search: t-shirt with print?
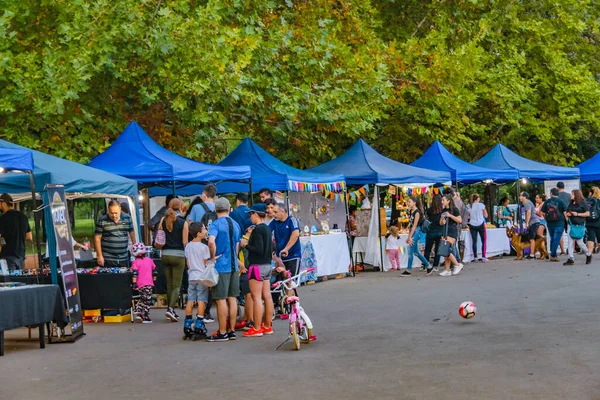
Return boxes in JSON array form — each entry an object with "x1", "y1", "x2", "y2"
[
  {"x1": 442, "y1": 207, "x2": 460, "y2": 239},
  {"x1": 567, "y1": 201, "x2": 589, "y2": 226},
  {"x1": 468, "y1": 203, "x2": 486, "y2": 226},
  {"x1": 208, "y1": 216, "x2": 241, "y2": 274},
  {"x1": 409, "y1": 209, "x2": 424, "y2": 229},
  {"x1": 523, "y1": 200, "x2": 540, "y2": 226},
  {"x1": 185, "y1": 241, "x2": 211, "y2": 281},
  {"x1": 270, "y1": 216, "x2": 301, "y2": 261}
]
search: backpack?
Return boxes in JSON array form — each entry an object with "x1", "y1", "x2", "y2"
[
  {"x1": 586, "y1": 197, "x2": 600, "y2": 221},
  {"x1": 200, "y1": 203, "x2": 218, "y2": 244},
  {"x1": 545, "y1": 200, "x2": 561, "y2": 222}
]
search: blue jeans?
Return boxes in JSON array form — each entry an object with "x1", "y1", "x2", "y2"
[
  {"x1": 548, "y1": 224, "x2": 564, "y2": 258},
  {"x1": 407, "y1": 228, "x2": 430, "y2": 270}
]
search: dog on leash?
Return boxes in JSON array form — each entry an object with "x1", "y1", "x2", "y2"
[{"x1": 506, "y1": 227, "x2": 548, "y2": 260}]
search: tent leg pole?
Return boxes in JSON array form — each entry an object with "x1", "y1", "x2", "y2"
[
  {"x1": 248, "y1": 179, "x2": 253, "y2": 206},
  {"x1": 516, "y1": 180, "x2": 521, "y2": 231},
  {"x1": 29, "y1": 173, "x2": 43, "y2": 277},
  {"x1": 171, "y1": 181, "x2": 177, "y2": 197},
  {"x1": 343, "y1": 189, "x2": 354, "y2": 277},
  {"x1": 376, "y1": 185, "x2": 383, "y2": 272}
]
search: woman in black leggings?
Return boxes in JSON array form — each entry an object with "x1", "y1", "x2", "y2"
[{"x1": 424, "y1": 195, "x2": 444, "y2": 270}]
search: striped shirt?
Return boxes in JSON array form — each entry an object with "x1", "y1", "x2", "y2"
[{"x1": 95, "y1": 213, "x2": 134, "y2": 261}]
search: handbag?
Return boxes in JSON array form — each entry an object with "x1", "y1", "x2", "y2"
[
  {"x1": 198, "y1": 262, "x2": 219, "y2": 287},
  {"x1": 568, "y1": 220, "x2": 586, "y2": 240},
  {"x1": 154, "y1": 218, "x2": 166, "y2": 249},
  {"x1": 421, "y1": 219, "x2": 431, "y2": 234},
  {"x1": 437, "y1": 219, "x2": 456, "y2": 257}
]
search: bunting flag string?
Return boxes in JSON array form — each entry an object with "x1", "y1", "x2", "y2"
[{"x1": 288, "y1": 180, "x2": 346, "y2": 193}]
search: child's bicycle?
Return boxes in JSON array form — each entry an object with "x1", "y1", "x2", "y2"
[{"x1": 272, "y1": 268, "x2": 317, "y2": 350}]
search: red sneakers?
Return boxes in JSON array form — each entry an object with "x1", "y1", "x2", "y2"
[
  {"x1": 242, "y1": 327, "x2": 263, "y2": 337},
  {"x1": 260, "y1": 324, "x2": 274, "y2": 335},
  {"x1": 234, "y1": 320, "x2": 247, "y2": 330}
]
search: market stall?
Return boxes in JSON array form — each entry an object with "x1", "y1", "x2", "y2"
[
  {"x1": 300, "y1": 233, "x2": 350, "y2": 277},
  {"x1": 578, "y1": 152, "x2": 600, "y2": 182}
]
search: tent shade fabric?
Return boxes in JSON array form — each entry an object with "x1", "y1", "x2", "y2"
[
  {"x1": 307, "y1": 139, "x2": 451, "y2": 185},
  {"x1": 217, "y1": 138, "x2": 345, "y2": 191},
  {"x1": 411, "y1": 141, "x2": 519, "y2": 184},
  {"x1": 88, "y1": 121, "x2": 251, "y2": 185},
  {"x1": 475, "y1": 144, "x2": 579, "y2": 182},
  {"x1": 578, "y1": 153, "x2": 600, "y2": 182},
  {"x1": 0, "y1": 140, "x2": 137, "y2": 198},
  {"x1": 0, "y1": 148, "x2": 34, "y2": 172}
]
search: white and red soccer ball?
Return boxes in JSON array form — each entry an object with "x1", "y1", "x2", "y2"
[{"x1": 459, "y1": 301, "x2": 477, "y2": 319}]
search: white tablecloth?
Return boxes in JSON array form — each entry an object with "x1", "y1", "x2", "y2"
[
  {"x1": 353, "y1": 235, "x2": 425, "y2": 272},
  {"x1": 460, "y1": 228, "x2": 511, "y2": 262},
  {"x1": 300, "y1": 233, "x2": 350, "y2": 277}
]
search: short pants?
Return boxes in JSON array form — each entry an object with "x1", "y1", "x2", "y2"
[
  {"x1": 248, "y1": 264, "x2": 272, "y2": 281},
  {"x1": 212, "y1": 272, "x2": 240, "y2": 300},
  {"x1": 529, "y1": 223, "x2": 541, "y2": 240},
  {"x1": 187, "y1": 280, "x2": 209, "y2": 303},
  {"x1": 587, "y1": 225, "x2": 600, "y2": 243},
  {"x1": 239, "y1": 271, "x2": 250, "y2": 296}
]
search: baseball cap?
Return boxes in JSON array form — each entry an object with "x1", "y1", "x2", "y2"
[
  {"x1": 246, "y1": 203, "x2": 267, "y2": 214},
  {"x1": 0, "y1": 193, "x2": 13, "y2": 205},
  {"x1": 214, "y1": 197, "x2": 231, "y2": 212}
]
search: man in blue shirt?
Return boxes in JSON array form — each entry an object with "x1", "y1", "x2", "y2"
[
  {"x1": 187, "y1": 184, "x2": 216, "y2": 224},
  {"x1": 207, "y1": 197, "x2": 241, "y2": 342},
  {"x1": 271, "y1": 203, "x2": 301, "y2": 277},
  {"x1": 230, "y1": 193, "x2": 252, "y2": 232}
]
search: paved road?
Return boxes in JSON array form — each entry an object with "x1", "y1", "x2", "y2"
[{"x1": 4, "y1": 257, "x2": 600, "y2": 399}]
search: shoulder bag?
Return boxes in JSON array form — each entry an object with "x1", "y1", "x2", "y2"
[
  {"x1": 437, "y1": 216, "x2": 456, "y2": 257},
  {"x1": 154, "y1": 217, "x2": 166, "y2": 249},
  {"x1": 568, "y1": 219, "x2": 586, "y2": 240}
]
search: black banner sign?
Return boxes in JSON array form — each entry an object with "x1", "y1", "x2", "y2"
[{"x1": 47, "y1": 185, "x2": 84, "y2": 339}]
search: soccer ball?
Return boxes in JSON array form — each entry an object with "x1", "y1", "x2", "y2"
[{"x1": 459, "y1": 301, "x2": 477, "y2": 319}]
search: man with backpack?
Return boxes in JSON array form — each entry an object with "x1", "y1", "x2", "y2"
[
  {"x1": 541, "y1": 188, "x2": 568, "y2": 262},
  {"x1": 585, "y1": 186, "x2": 600, "y2": 258},
  {"x1": 187, "y1": 184, "x2": 218, "y2": 230},
  {"x1": 206, "y1": 197, "x2": 241, "y2": 342}
]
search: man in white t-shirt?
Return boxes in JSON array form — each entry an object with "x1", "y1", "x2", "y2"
[{"x1": 467, "y1": 194, "x2": 488, "y2": 262}]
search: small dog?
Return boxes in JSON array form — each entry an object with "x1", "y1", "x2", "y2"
[{"x1": 506, "y1": 227, "x2": 548, "y2": 260}]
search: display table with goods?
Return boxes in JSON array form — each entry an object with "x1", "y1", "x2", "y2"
[
  {"x1": 299, "y1": 232, "x2": 351, "y2": 278},
  {"x1": 353, "y1": 233, "x2": 425, "y2": 272},
  {"x1": 0, "y1": 284, "x2": 68, "y2": 356}
]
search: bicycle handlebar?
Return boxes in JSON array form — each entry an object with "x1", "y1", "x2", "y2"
[{"x1": 271, "y1": 268, "x2": 315, "y2": 289}]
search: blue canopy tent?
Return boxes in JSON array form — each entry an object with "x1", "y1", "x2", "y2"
[
  {"x1": 307, "y1": 139, "x2": 451, "y2": 185},
  {"x1": 0, "y1": 139, "x2": 139, "y2": 283},
  {"x1": 411, "y1": 141, "x2": 519, "y2": 185},
  {"x1": 474, "y1": 144, "x2": 580, "y2": 182},
  {"x1": 578, "y1": 153, "x2": 600, "y2": 182},
  {"x1": 149, "y1": 138, "x2": 346, "y2": 196},
  {"x1": 88, "y1": 121, "x2": 251, "y2": 193}
]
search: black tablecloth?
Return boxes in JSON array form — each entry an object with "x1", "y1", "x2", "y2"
[
  {"x1": 0, "y1": 285, "x2": 67, "y2": 331},
  {"x1": 77, "y1": 273, "x2": 132, "y2": 310}
]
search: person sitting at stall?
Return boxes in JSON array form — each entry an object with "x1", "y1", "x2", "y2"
[
  {"x1": 497, "y1": 196, "x2": 513, "y2": 228},
  {"x1": 0, "y1": 193, "x2": 32, "y2": 270},
  {"x1": 94, "y1": 200, "x2": 136, "y2": 268}
]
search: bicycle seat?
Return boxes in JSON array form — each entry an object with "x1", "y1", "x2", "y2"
[{"x1": 285, "y1": 296, "x2": 299, "y2": 304}]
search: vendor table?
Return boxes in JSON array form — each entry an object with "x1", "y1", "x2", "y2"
[
  {"x1": 461, "y1": 228, "x2": 511, "y2": 262},
  {"x1": 300, "y1": 233, "x2": 351, "y2": 277},
  {"x1": 77, "y1": 273, "x2": 133, "y2": 310},
  {"x1": 0, "y1": 284, "x2": 67, "y2": 356},
  {"x1": 353, "y1": 234, "x2": 424, "y2": 272}
]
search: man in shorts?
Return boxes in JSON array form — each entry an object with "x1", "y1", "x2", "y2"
[
  {"x1": 520, "y1": 191, "x2": 541, "y2": 260},
  {"x1": 207, "y1": 198, "x2": 241, "y2": 342},
  {"x1": 241, "y1": 203, "x2": 274, "y2": 337},
  {"x1": 271, "y1": 203, "x2": 301, "y2": 311}
]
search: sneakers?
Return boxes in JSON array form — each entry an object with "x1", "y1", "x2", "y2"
[
  {"x1": 439, "y1": 270, "x2": 452, "y2": 277},
  {"x1": 165, "y1": 308, "x2": 179, "y2": 322},
  {"x1": 243, "y1": 321, "x2": 254, "y2": 331},
  {"x1": 142, "y1": 317, "x2": 153, "y2": 324},
  {"x1": 563, "y1": 258, "x2": 575, "y2": 266},
  {"x1": 204, "y1": 314, "x2": 215, "y2": 323},
  {"x1": 525, "y1": 255, "x2": 536, "y2": 260},
  {"x1": 234, "y1": 320, "x2": 247, "y2": 330},
  {"x1": 228, "y1": 331, "x2": 237, "y2": 340},
  {"x1": 400, "y1": 270, "x2": 412, "y2": 277},
  {"x1": 549, "y1": 257, "x2": 560, "y2": 262},
  {"x1": 433, "y1": 267, "x2": 439, "y2": 272},
  {"x1": 242, "y1": 327, "x2": 263, "y2": 337},
  {"x1": 206, "y1": 332, "x2": 229, "y2": 342},
  {"x1": 452, "y1": 264, "x2": 464, "y2": 275},
  {"x1": 260, "y1": 324, "x2": 274, "y2": 335},
  {"x1": 134, "y1": 313, "x2": 143, "y2": 323},
  {"x1": 480, "y1": 258, "x2": 488, "y2": 263},
  {"x1": 586, "y1": 255, "x2": 592, "y2": 265},
  {"x1": 471, "y1": 259, "x2": 478, "y2": 263}
]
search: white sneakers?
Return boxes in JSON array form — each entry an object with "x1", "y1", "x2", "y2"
[
  {"x1": 439, "y1": 270, "x2": 452, "y2": 277},
  {"x1": 439, "y1": 264, "x2": 464, "y2": 276}
]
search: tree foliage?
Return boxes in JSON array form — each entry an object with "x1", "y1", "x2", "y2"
[{"x1": 1, "y1": 0, "x2": 599, "y2": 169}]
